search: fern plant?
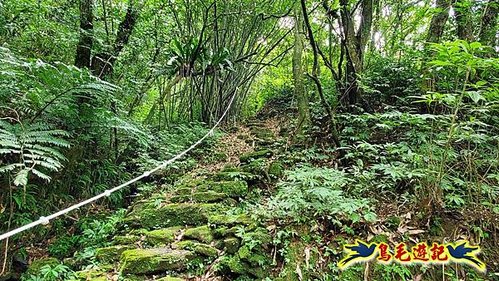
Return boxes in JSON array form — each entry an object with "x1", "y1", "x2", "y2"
[{"x1": 0, "y1": 119, "x2": 70, "y2": 188}]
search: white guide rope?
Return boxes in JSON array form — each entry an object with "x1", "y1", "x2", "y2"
[{"x1": 0, "y1": 93, "x2": 237, "y2": 242}]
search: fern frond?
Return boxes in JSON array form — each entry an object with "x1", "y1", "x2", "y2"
[
  {"x1": 24, "y1": 159, "x2": 63, "y2": 171},
  {"x1": 22, "y1": 136, "x2": 71, "y2": 148},
  {"x1": 29, "y1": 145, "x2": 67, "y2": 160},
  {"x1": 31, "y1": 168, "x2": 51, "y2": 182},
  {"x1": 14, "y1": 169, "x2": 29, "y2": 186},
  {"x1": 0, "y1": 148, "x2": 21, "y2": 154},
  {"x1": 0, "y1": 163, "x2": 24, "y2": 173}
]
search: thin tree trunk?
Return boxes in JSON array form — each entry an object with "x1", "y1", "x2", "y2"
[
  {"x1": 479, "y1": 0, "x2": 498, "y2": 47},
  {"x1": 293, "y1": 4, "x2": 309, "y2": 137},
  {"x1": 75, "y1": 0, "x2": 94, "y2": 68},
  {"x1": 300, "y1": 0, "x2": 340, "y2": 147}
]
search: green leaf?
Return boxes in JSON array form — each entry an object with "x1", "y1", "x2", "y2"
[{"x1": 14, "y1": 169, "x2": 29, "y2": 186}]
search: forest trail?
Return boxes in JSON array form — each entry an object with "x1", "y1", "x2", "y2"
[{"x1": 69, "y1": 116, "x2": 286, "y2": 280}]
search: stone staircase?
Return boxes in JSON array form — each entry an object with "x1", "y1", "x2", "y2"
[{"x1": 69, "y1": 120, "x2": 284, "y2": 280}]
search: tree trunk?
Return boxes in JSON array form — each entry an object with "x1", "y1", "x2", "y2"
[
  {"x1": 427, "y1": 0, "x2": 452, "y2": 43},
  {"x1": 479, "y1": 0, "x2": 498, "y2": 47},
  {"x1": 339, "y1": 0, "x2": 375, "y2": 107},
  {"x1": 292, "y1": 4, "x2": 309, "y2": 137},
  {"x1": 75, "y1": 0, "x2": 94, "y2": 68},
  {"x1": 454, "y1": 0, "x2": 474, "y2": 41},
  {"x1": 92, "y1": 0, "x2": 139, "y2": 77},
  {"x1": 300, "y1": 0, "x2": 340, "y2": 147}
]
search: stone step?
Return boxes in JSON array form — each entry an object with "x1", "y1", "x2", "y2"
[
  {"x1": 124, "y1": 203, "x2": 222, "y2": 229},
  {"x1": 120, "y1": 248, "x2": 194, "y2": 275}
]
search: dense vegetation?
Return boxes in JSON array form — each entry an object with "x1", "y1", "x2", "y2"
[{"x1": 0, "y1": 0, "x2": 498, "y2": 280}]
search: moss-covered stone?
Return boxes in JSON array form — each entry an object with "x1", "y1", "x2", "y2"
[
  {"x1": 208, "y1": 213, "x2": 254, "y2": 227},
  {"x1": 124, "y1": 203, "x2": 221, "y2": 229},
  {"x1": 212, "y1": 171, "x2": 254, "y2": 182},
  {"x1": 239, "y1": 149, "x2": 273, "y2": 163},
  {"x1": 249, "y1": 126, "x2": 273, "y2": 136},
  {"x1": 242, "y1": 228, "x2": 272, "y2": 247},
  {"x1": 96, "y1": 245, "x2": 134, "y2": 263},
  {"x1": 238, "y1": 246, "x2": 271, "y2": 268},
  {"x1": 184, "y1": 225, "x2": 213, "y2": 243},
  {"x1": 240, "y1": 158, "x2": 267, "y2": 176},
  {"x1": 174, "y1": 187, "x2": 193, "y2": 196},
  {"x1": 73, "y1": 267, "x2": 111, "y2": 281},
  {"x1": 224, "y1": 237, "x2": 241, "y2": 254},
  {"x1": 26, "y1": 257, "x2": 60, "y2": 275},
  {"x1": 114, "y1": 235, "x2": 140, "y2": 245},
  {"x1": 175, "y1": 240, "x2": 218, "y2": 258},
  {"x1": 121, "y1": 274, "x2": 148, "y2": 281},
  {"x1": 217, "y1": 255, "x2": 265, "y2": 278},
  {"x1": 278, "y1": 239, "x2": 319, "y2": 281},
  {"x1": 120, "y1": 248, "x2": 194, "y2": 274},
  {"x1": 218, "y1": 255, "x2": 247, "y2": 275},
  {"x1": 145, "y1": 227, "x2": 181, "y2": 245},
  {"x1": 198, "y1": 181, "x2": 248, "y2": 197},
  {"x1": 221, "y1": 165, "x2": 240, "y2": 172},
  {"x1": 268, "y1": 161, "x2": 284, "y2": 178},
  {"x1": 156, "y1": 276, "x2": 186, "y2": 281},
  {"x1": 212, "y1": 226, "x2": 239, "y2": 238},
  {"x1": 171, "y1": 191, "x2": 227, "y2": 203}
]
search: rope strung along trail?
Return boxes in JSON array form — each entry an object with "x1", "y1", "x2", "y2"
[{"x1": 0, "y1": 93, "x2": 237, "y2": 242}]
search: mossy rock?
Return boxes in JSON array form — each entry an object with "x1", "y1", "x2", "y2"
[
  {"x1": 120, "y1": 248, "x2": 194, "y2": 275},
  {"x1": 173, "y1": 178, "x2": 205, "y2": 191},
  {"x1": 175, "y1": 240, "x2": 219, "y2": 257},
  {"x1": 26, "y1": 257, "x2": 60, "y2": 275},
  {"x1": 224, "y1": 237, "x2": 241, "y2": 254},
  {"x1": 124, "y1": 203, "x2": 221, "y2": 229},
  {"x1": 184, "y1": 225, "x2": 213, "y2": 243},
  {"x1": 171, "y1": 191, "x2": 227, "y2": 203},
  {"x1": 217, "y1": 255, "x2": 265, "y2": 278},
  {"x1": 73, "y1": 267, "x2": 111, "y2": 281},
  {"x1": 217, "y1": 255, "x2": 247, "y2": 275},
  {"x1": 240, "y1": 158, "x2": 267, "y2": 176},
  {"x1": 145, "y1": 227, "x2": 181, "y2": 245},
  {"x1": 268, "y1": 161, "x2": 284, "y2": 178},
  {"x1": 208, "y1": 213, "x2": 254, "y2": 227},
  {"x1": 174, "y1": 187, "x2": 193, "y2": 196},
  {"x1": 156, "y1": 276, "x2": 186, "y2": 281},
  {"x1": 212, "y1": 226, "x2": 239, "y2": 238},
  {"x1": 212, "y1": 171, "x2": 255, "y2": 182},
  {"x1": 238, "y1": 246, "x2": 271, "y2": 268},
  {"x1": 278, "y1": 239, "x2": 319, "y2": 281},
  {"x1": 239, "y1": 150, "x2": 273, "y2": 163},
  {"x1": 250, "y1": 127, "x2": 274, "y2": 137},
  {"x1": 240, "y1": 228, "x2": 272, "y2": 247},
  {"x1": 96, "y1": 245, "x2": 134, "y2": 263},
  {"x1": 222, "y1": 165, "x2": 240, "y2": 172},
  {"x1": 121, "y1": 274, "x2": 148, "y2": 281},
  {"x1": 114, "y1": 235, "x2": 140, "y2": 245},
  {"x1": 198, "y1": 181, "x2": 248, "y2": 197}
]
